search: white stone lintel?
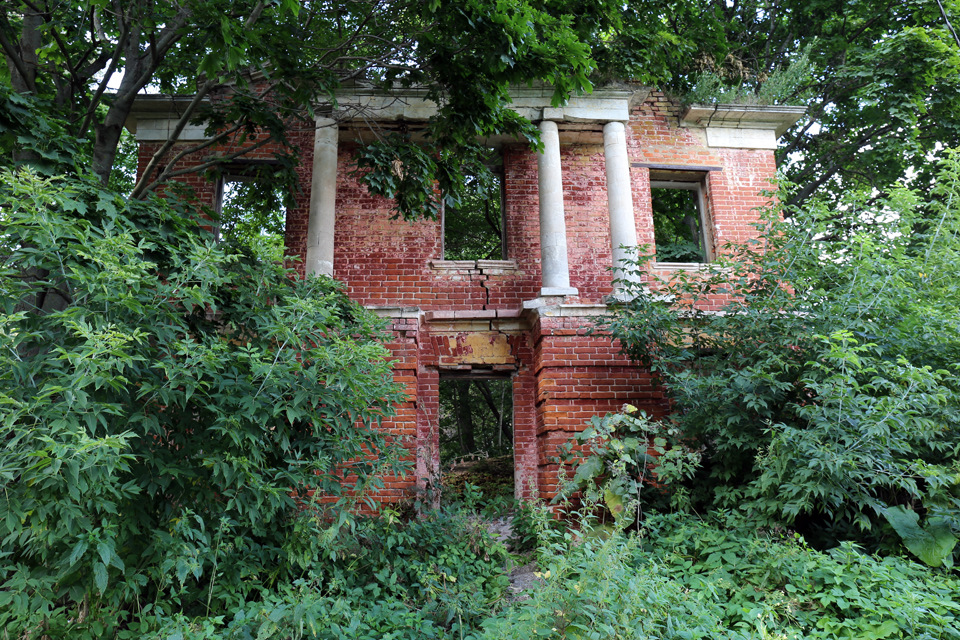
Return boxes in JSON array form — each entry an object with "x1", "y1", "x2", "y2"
[
  {"x1": 522, "y1": 302, "x2": 611, "y2": 317},
  {"x1": 365, "y1": 306, "x2": 421, "y2": 319},
  {"x1": 132, "y1": 118, "x2": 208, "y2": 142},
  {"x1": 705, "y1": 127, "x2": 778, "y2": 150}
]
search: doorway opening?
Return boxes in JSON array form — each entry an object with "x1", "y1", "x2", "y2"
[{"x1": 438, "y1": 375, "x2": 514, "y2": 505}]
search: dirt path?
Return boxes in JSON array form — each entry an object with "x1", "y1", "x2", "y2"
[{"x1": 477, "y1": 514, "x2": 542, "y2": 600}]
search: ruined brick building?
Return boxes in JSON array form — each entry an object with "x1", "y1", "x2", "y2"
[{"x1": 128, "y1": 85, "x2": 802, "y2": 504}]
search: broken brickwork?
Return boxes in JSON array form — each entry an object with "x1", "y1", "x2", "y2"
[{"x1": 130, "y1": 87, "x2": 801, "y2": 506}]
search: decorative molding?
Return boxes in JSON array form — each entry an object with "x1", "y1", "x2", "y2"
[{"x1": 680, "y1": 104, "x2": 806, "y2": 137}]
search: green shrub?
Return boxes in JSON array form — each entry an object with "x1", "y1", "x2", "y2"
[
  {"x1": 144, "y1": 505, "x2": 512, "y2": 639},
  {"x1": 555, "y1": 407, "x2": 701, "y2": 527},
  {"x1": 639, "y1": 512, "x2": 960, "y2": 639},
  {"x1": 604, "y1": 154, "x2": 960, "y2": 553},
  {"x1": 0, "y1": 168, "x2": 408, "y2": 636},
  {"x1": 477, "y1": 512, "x2": 960, "y2": 640},
  {"x1": 315, "y1": 507, "x2": 511, "y2": 633},
  {"x1": 473, "y1": 525, "x2": 729, "y2": 639}
]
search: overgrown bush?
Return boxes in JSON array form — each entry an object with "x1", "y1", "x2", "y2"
[
  {"x1": 639, "y1": 512, "x2": 960, "y2": 639},
  {"x1": 605, "y1": 153, "x2": 960, "y2": 557},
  {"x1": 476, "y1": 511, "x2": 960, "y2": 639},
  {"x1": 554, "y1": 406, "x2": 701, "y2": 527},
  {"x1": 0, "y1": 168, "x2": 408, "y2": 636},
  {"x1": 158, "y1": 506, "x2": 512, "y2": 639}
]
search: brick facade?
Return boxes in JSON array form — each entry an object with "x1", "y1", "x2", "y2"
[{"x1": 132, "y1": 90, "x2": 792, "y2": 506}]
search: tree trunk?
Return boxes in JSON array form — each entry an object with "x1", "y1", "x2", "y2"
[{"x1": 453, "y1": 380, "x2": 477, "y2": 454}]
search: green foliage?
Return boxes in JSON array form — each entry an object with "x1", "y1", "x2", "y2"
[
  {"x1": 682, "y1": 44, "x2": 815, "y2": 106},
  {"x1": 349, "y1": 0, "x2": 601, "y2": 219},
  {"x1": 605, "y1": 153, "x2": 960, "y2": 551},
  {"x1": 594, "y1": 0, "x2": 960, "y2": 208},
  {"x1": 316, "y1": 508, "x2": 511, "y2": 633},
  {"x1": 474, "y1": 528, "x2": 728, "y2": 640},
  {"x1": 140, "y1": 507, "x2": 512, "y2": 639},
  {"x1": 0, "y1": 168, "x2": 407, "y2": 636},
  {"x1": 883, "y1": 506, "x2": 957, "y2": 568},
  {"x1": 216, "y1": 164, "x2": 296, "y2": 263},
  {"x1": 4, "y1": 0, "x2": 607, "y2": 219},
  {"x1": 478, "y1": 512, "x2": 960, "y2": 639},
  {"x1": 651, "y1": 186, "x2": 705, "y2": 262},
  {"x1": 555, "y1": 407, "x2": 701, "y2": 527},
  {"x1": 639, "y1": 512, "x2": 960, "y2": 639},
  {"x1": 508, "y1": 499, "x2": 546, "y2": 553},
  {"x1": 443, "y1": 170, "x2": 504, "y2": 261}
]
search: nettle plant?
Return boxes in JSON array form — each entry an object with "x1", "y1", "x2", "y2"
[{"x1": 555, "y1": 406, "x2": 700, "y2": 528}]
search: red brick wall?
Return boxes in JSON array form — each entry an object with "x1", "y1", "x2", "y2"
[
  {"x1": 530, "y1": 314, "x2": 669, "y2": 501},
  {"x1": 134, "y1": 90, "x2": 781, "y2": 507}
]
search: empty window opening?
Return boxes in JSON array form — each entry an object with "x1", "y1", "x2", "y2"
[
  {"x1": 443, "y1": 166, "x2": 505, "y2": 261},
  {"x1": 439, "y1": 376, "x2": 514, "y2": 503},
  {"x1": 651, "y1": 172, "x2": 709, "y2": 264},
  {"x1": 215, "y1": 163, "x2": 292, "y2": 262}
]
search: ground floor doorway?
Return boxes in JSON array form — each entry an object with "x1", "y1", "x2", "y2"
[{"x1": 438, "y1": 375, "x2": 515, "y2": 504}]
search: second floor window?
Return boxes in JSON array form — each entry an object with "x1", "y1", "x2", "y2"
[
  {"x1": 650, "y1": 170, "x2": 710, "y2": 264},
  {"x1": 443, "y1": 168, "x2": 505, "y2": 261},
  {"x1": 215, "y1": 163, "x2": 292, "y2": 262}
]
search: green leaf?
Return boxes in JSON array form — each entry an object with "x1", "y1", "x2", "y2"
[
  {"x1": 93, "y1": 561, "x2": 108, "y2": 593},
  {"x1": 883, "y1": 506, "x2": 958, "y2": 567},
  {"x1": 855, "y1": 620, "x2": 900, "y2": 640},
  {"x1": 604, "y1": 487, "x2": 625, "y2": 517},
  {"x1": 572, "y1": 456, "x2": 604, "y2": 485}
]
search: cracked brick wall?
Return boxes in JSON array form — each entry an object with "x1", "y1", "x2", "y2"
[{"x1": 135, "y1": 91, "x2": 780, "y2": 506}]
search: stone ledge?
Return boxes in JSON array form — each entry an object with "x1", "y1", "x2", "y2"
[
  {"x1": 423, "y1": 307, "x2": 523, "y2": 323},
  {"x1": 476, "y1": 259, "x2": 519, "y2": 270},
  {"x1": 430, "y1": 259, "x2": 519, "y2": 272},
  {"x1": 366, "y1": 306, "x2": 421, "y2": 319},
  {"x1": 652, "y1": 261, "x2": 709, "y2": 271},
  {"x1": 523, "y1": 302, "x2": 612, "y2": 317}
]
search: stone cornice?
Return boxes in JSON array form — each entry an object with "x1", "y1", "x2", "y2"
[
  {"x1": 680, "y1": 104, "x2": 806, "y2": 137},
  {"x1": 126, "y1": 84, "x2": 649, "y2": 141}
]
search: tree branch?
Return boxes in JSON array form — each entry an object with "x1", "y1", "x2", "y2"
[
  {"x1": 0, "y1": 11, "x2": 34, "y2": 92},
  {"x1": 79, "y1": 22, "x2": 130, "y2": 136},
  {"x1": 787, "y1": 123, "x2": 896, "y2": 207},
  {"x1": 129, "y1": 80, "x2": 218, "y2": 198},
  {"x1": 140, "y1": 135, "x2": 279, "y2": 195}
]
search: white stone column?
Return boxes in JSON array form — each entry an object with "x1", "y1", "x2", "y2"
[
  {"x1": 603, "y1": 121, "x2": 641, "y2": 292},
  {"x1": 305, "y1": 117, "x2": 338, "y2": 277},
  {"x1": 537, "y1": 120, "x2": 577, "y2": 297}
]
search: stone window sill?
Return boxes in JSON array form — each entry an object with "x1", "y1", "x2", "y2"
[
  {"x1": 430, "y1": 259, "x2": 519, "y2": 272},
  {"x1": 652, "y1": 262, "x2": 710, "y2": 271}
]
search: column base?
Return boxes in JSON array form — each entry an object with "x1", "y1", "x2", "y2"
[{"x1": 539, "y1": 286, "x2": 579, "y2": 297}]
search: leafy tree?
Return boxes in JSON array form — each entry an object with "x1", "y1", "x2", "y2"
[
  {"x1": 596, "y1": 0, "x2": 960, "y2": 208},
  {"x1": 0, "y1": 168, "x2": 407, "y2": 634},
  {"x1": 1, "y1": 0, "x2": 604, "y2": 219},
  {"x1": 604, "y1": 153, "x2": 960, "y2": 558}
]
